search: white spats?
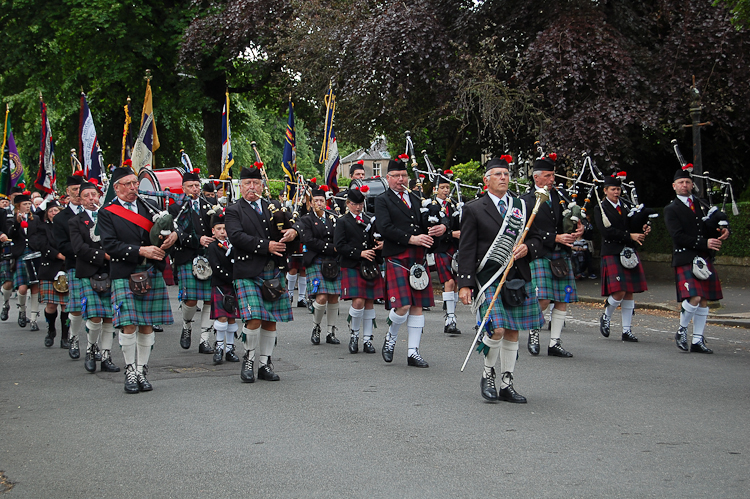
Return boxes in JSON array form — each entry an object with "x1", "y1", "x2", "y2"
[
  {"x1": 605, "y1": 295, "x2": 622, "y2": 319},
  {"x1": 406, "y1": 314, "x2": 425, "y2": 356},
  {"x1": 387, "y1": 308, "x2": 409, "y2": 344},
  {"x1": 349, "y1": 306, "x2": 364, "y2": 337},
  {"x1": 498, "y1": 339, "x2": 519, "y2": 388},
  {"x1": 692, "y1": 306, "x2": 710, "y2": 343}
]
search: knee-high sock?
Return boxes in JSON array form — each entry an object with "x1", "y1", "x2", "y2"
[
  {"x1": 621, "y1": 299, "x2": 635, "y2": 331},
  {"x1": 214, "y1": 320, "x2": 228, "y2": 350},
  {"x1": 28, "y1": 290, "x2": 39, "y2": 320},
  {"x1": 69, "y1": 313, "x2": 83, "y2": 339},
  {"x1": 287, "y1": 272, "x2": 298, "y2": 294},
  {"x1": 349, "y1": 306, "x2": 364, "y2": 337},
  {"x1": 18, "y1": 290, "x2": 26, "y2": 310},
  {"x1": 2, "y1": 285, "x2": 11, "y2": 304},
  {"x1": 297, "y1": 276, "x2": 307, "y2": 301},
  {"x1": 605, "y1": 295, "x2": 622, "y2": 319},
  {"x1": 549, "y1": 308, "x2": 566, "y2": 347},
  {"x1": 45, "y1": 309, "x2": 58, "y2": 331},
  {"x1": 119, "y1": 331, "x2": 137, "y2": 366},
  {"x1": 312, "y1": 300, "x2": 326, "y2": 325},
  {"x1": 242, "y1": 326, "x2": 260, "y2": 359},
  {"x1": 680, "y1": 300, "x2": 699, "y2": 328},
  {"x1": 60, "y1": 311, "x2": 69, "y2": 337},
  {"x1": 85, "y1": 319, "x2": 103, "y2": 350},
  {"x1": 258, "y1": 328, "x2": 276, "y2": 366},
  {"x1": 692, "y1": 307, "x2": 710, "y2": 343},
  {"x1": 406, "y1": 314, "x2": 424, "y2": 356},
  {"x1": 498, "y1": 339, "x2": 519, "y2": 388},
  {"x1": 200, "y1": 305, "x2": 212, "y2": 342},
  {"x1": 387, "y1": 308, "x2": 408, "y2": 346},
  {"x1": 100, "y1": 322, "x2": 114, "y2": 352},
  {"x1": 326, "y1": 301, "x2": 339, "y2": 334},
  {"x1": 363, "y1": 308, "x2": 376, "y2": 342},
  {"x1": 443, "y1": 291, "x2": 456, "y2": 316},
  {"x1": 136, "y1": 332, "x2": 155, "y2": 372},
  {"x1": 226, "y1": 323, "x2": 238, "y2": 345},
  {"x1": 182, "y1": 303, "x2": 197, "y2": 328},
  {"x1": 482, "y1": 335, "x2": 502, "y2": 376}
]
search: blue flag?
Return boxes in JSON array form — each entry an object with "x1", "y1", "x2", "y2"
[{"x1": 282, "y1": 98, "x2": 298, "y2": 199}]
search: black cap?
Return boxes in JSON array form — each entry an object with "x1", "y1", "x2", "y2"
[
  {"x1": 673, "y1": 168, "x2": 692, "y2": 181},
  {"x1": 532, "y1": 158, "x2": 555, "y2": 172},
  {"x1": 15, "y1": 194, "x2": 31, "y2": 204},
  {"x1": 387, "y1": 159, "x2": 406, "y2": 173},
  {"x1": 485, "y1": 157, "x2": 511, "y2": 173},
  {"x1": 110, "y1": 167, "x2": 135, "y2": 185},
  {"x1": 240, "y1": 166, "x2": 262, "y2": 180},
  {"x1": 211, "y1": 211, "x2": 225, "y2": 227},
  {"x1": 347, "y1": 188, "x2": 365, "y2": 204},
  {"x1": 79, "y1": 182, "x2": 99, "y2": 194},
  {"x1": 603, "y1": 175, "x2": 622, "y2": 187},
  {"x1": 67, "y1": 173, "x2": 86, "y2": 185},
  {"x1": 202, "y1": 182, "x2": 215, "y2": 193},
  {"x1": 350, "y1": 160, "x2": 365, "y2": 176},
  {"x1": 10, "y1": 185, "x2": 24, "y2": 194}
]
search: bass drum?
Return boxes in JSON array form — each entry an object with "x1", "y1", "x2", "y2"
[
  {"x1": 351, "y1": 177, "x2": 389, "y2": 214},
  {"x1": 138, "y1": 167, "x2": 185, "y2": 210}
]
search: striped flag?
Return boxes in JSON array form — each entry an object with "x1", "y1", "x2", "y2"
[
  {"x1": 35, "y1": 98, "x2": 56, "y2": 193},
  {"x1": 0, "y1": 107, "x2": 26, "y2": 197},
  {"x1": 121, "y1": 97, "x2": 133, "y2": 166},
  {"x1": 281, "y1": 97, "x2": 298, "y2": 199},
  {"x1": 319, "y1": 86, "x2": 339, "y2": 194},
  {"x1": 79, "y1": 93, "x2": 103, "y2": 184},
  {"x1": 220, "y1": 90, "x2": 234, "y2": 180},
  {"x1": 131, "y1": 78, "x2": 159, "y2": 172}
]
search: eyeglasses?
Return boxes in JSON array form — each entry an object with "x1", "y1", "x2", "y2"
[
  {"x1": 117, "y1": 180, "x2": 138, "y2": 187},
  {"x1": 388, "y1": 173, "x2": 409, "y2": 179}
]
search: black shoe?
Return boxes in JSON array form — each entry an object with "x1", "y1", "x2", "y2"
[
  {"x1": 44, "y1": 334, "x2": 54, "y2": 348},
  {"x1": 675, "y1": 326, "x2": 689, "y2": 351},
  {"x1": 69, "y1": 336, "x2": 80, "y2": 359},
  {"x1": 407, "y1": 349, "x2": 429, "y2": 368},
  {"x1": 374, "y1": 298, "x2": 385, "y2": 305},
  {"x1": 18, "y1": 310, "x2": 27, "y2": 328},
  {"x1": 382, "y1": 335, "x2": 394, "y2": 363},
  {"x1": 690, "y1": 337, "x2": 713, "y2": 354},
  {"x1": 213, "y1": 343, "x2": 224, "y2": 364},
  {"x1": 225, "y1": 344, "x2": 240, "y2": 362},
  {"x1": 179, "y1": 326, "x2": 191, "y2": 349},
  {"x1": 30, "y1": 320, "x2": 39, "y2": 331},
  {"x1": 136, "y1": 367, "x2": 153, "y2": 391},
  {"x1": 548, "y1": 340, "x2": 573, "y2": 358},
  {"x1": 257, "y1": 363, "x2": 280, "y2": 381},
  {"x1": 481, "y1": 367, "x2": 498, "y2": 401},
  {"x1": 363, "y1": 339, "x2": 376, "y2": 354},
  {"x1": 198, "y1": 340, "x2": 214, "y2": 354},
  {"x1": 599, "y1": 313, "x2": 611, "y2": 338},
  {"x1": 0, "y1": 302, "x2": 8, "y2": 321},
  {"x1": 84, "y1": 350, "x2": 97, "y2": 373},
  {"x1": 326, "y1": 327, "x2": 340, "y2": 345},
  {"x1": 124, "y1": 365, "x2": 139, "y2": 394},
  {"x1": 297, "y1": 299, "x2": 308, "y2": 308},
  {"x1": 152, "y1": 324, "x2": 163, "y2": 332},
  {"x1": 60, "y1": 337, "x2": 70, "y2": 349},
  {"x1": 497, "y1": 372, "x2": 527, "y2": 403},
  {"x1": 527, "y1": 329, "x2": 540, "y2": 356},
  {"x1": 444, "y1": 317, "x2": 461, "y2": 335},
  {"x1": 93, "y1": 344, "x2": 102, "y2": 361},
  {"x1": 422, "y1": 307, "x2": 430, "y2": 312},
  {"x1": 240, "y1": 353, "x2": 255, "y2": 383},
  {"x1": 100, "y1": 351, "x2": 120, "y2": 372},
  {"x1": 622, "y1": 329, "x2": 638, "y2": 342},
  {"x1": 311, "y1": 324, "x2": 321, "y2": 345},
  {"x1": 348, "y1": 335, "x2": 358, "y2": 354}
]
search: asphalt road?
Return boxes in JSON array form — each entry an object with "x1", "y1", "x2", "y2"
[{"x1": 1, "y1": 296, "x2": 749, "y2": 498}]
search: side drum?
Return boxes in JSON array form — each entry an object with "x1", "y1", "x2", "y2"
[
  {"x1": 138, "y1": 167, "x2": 185, "y2": 210},
  {"x1": 350, "y1": 177, "x2": 389, "y2": 214}
]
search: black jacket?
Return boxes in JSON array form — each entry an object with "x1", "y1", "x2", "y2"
[
  {"x1": 663, "y1": 196, "x2": 714, "y2": 267},
  {"x1": 521, "y1": 189, "x2": 568, "y2": 259},
  {"x1": 334, "y1": 212, "x2": 380, "y2": 269},
  {"x1": 296, "y1": 211, "x2": 337, "y2": 267},
  {"x1": 29, "y1": 219, "x2": 65, "y2": 281},
  {"x1": 374, "y1": 189, "x2": 448, "y2": 258},
  {"x1": 225, "y1": 198, "x2": 277, "y2": 279},
  {"x1": 593, "y1": 200, "x2": 638, "y2": 256},
  {"x1": 69, "y1": 211, "x2": 109, "y2": 279},
  {"x1": 7, "y1": 213, "x2": 38, "y2": 258},
  {"x1": 431, "y1": 197, "x2": 460, "y2": 254},
  {"x1": 52, "y1": 204, "x2": 82, "y2": 271},
  {"x1": 169, "y1": 195, "x2": 213, "y2": 266},
  {"x1": 207, "y1": 239, "x2": 234, "y2": 287}
]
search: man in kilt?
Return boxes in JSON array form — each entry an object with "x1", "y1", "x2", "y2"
[
  {"x1": 170, "y1": 169, "x2": 216, "y2": 354},
  {"x1": 295, "y1": 185, "x2": 342, "y2": 346},
  {"x1": 459, "y1": 157, "x2": 544, "y2": 402},
  {"x1": 334, "y1": 186, "x2": 385, "y2": 354},
  {"x1": 593, "y1": 175, "x2": 651, "y2": 342},
  {"x1": 285, "y1": 190, "x2": 308, "y2": 309},
  {"x1": 98, "y1": 167, "x2": 177, "y2": 393},
  {"x1": 52, "y1": 174, "x2": 87, "y2": 359},
  {"x1": 7, "y1": 192, "x2": 41, "y2": 329},
  {"x1": 0, "y1": 186, "x2": 23, "y2": 322},
  {"x1": 206, "y1": 210, "x2": 240, "y2": 365},
  {"x1": 663, "y1": 168, "x2": 729, "y2": 354},
  {"x1": 375, "y1": 157, "x2": 448, "y2": 368},
  {"x1": 522, "y1": 156, "x2": 584, "y2": 358},
  {"x1": 225, "y1": 166, "x2": 296, "y2": 383},
  {"x1": 69, "y1": 182, "x2": 120, "y2": 373},
  {"x1": 430, "y1": 172, "x2": 461, "y2": 334}
]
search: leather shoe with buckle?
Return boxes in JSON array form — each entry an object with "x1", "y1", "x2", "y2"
[
  {"x1": 68, "y1": 336, "x2": 80, "y2": 359},
  {"x1": 481, "y1": 367, "x2": 498, "y2": 401},
  {"x1": 349, "y1": 335, "x2": 358, "y2": 354},
  {"x1": 257, "y1": 363, "x2": 280, "y2": 381},
  {"x1": 382, "y1": 335, "x2": 394, "y2": 363},
  {"x1": 675, "y1": 326, "x2": 689, "y2": 351},
  {"x1": 311, "y1": 324, "x2": 321, "y2": 345},
  {"x1": 363, "y1": 339, "x2": 376, "y2": 354},
  {"x1": 213, "y1": 343, "x2": 224, "y2": 364},
  {"x1": 30, "y1": 320, "x2": 39, "y2": 331},
  {"x1": 548, "y1": 339, "x2": 573, "y2": 357},
  {"x1": 198, "y1": 340, "x2": 214, "y2": 354},
  {"x1": 407, "y1": 349, "x2": 429, "y2": 368},
  {"x1": 44, "y1": 333, "x2": 54, "y2": 348},
  {"x1": 179, "y1": 326, "x2": 191, "y2": 349},
  {"x1": 527, "y1": 329, "x2": 540, "y2": 356},
  {"x1": 136, "y1": 367, "x2": 153, "y2": 391},
  {"x1": 240, "y1": 353, "x2": 255, "y2": 383},
  {"x1": 18, "y1": 310, "x2": 27, "y2": 328},
  {"x1": 599, "y1": 313, "x2": 610, "y2": 338},
  {"x1": 497, "y1": 372, "x2": 527, "y2": 403},
  {"x1": 225, "y1": 344, "x2": 240, "y2": 362},
  {"x1": 622, "y1": 329, "x2": 638, "y2": 342},
  {"x1": 101, "y1": 351, "x2": 120, "y2": 372},
  {"x1": 690, "y1": 337, "x2": 713, "y2": 354},
  {"x1": 124, "y1": 365, "x2": 139, "y2": 394}
]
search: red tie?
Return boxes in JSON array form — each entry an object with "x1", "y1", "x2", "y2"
[
  {"x1": 356, "y1": 215, "x2": 362, "y2": 223},
  {"x1": 221, "y1": 241, "x2": 228, "y2": 249},
  {"x1": 616, "y1": 205, "x2": 622, "y2": 215},
  {"x1": 400, "y1": 192, "x2": 408, "y2": 207},
  {"x1": 688, "y1": 198, "x2": 695, "y2": 212}
]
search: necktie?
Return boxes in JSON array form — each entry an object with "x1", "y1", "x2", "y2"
[
  {"x1": 221, "y1": 240, "x2": 228, "y2": 250},
  {"x1": 356, "y1": 215, "x2": 362, "y2": 223},
  {"x1": 254, "y1": 201, "x2": 263, "y2": 214},
  {"x1": 616, "y1": 205, "x2": 622, "y2": 215},
  {"x1": 399, "y1": 192, "x2": 409, "y2": 207},
  {"x1": 498, "y1": 199, "x2": 507, "y2": 218},
  {"x1": 92, "y1": 211, "x2": 98, "y2": 222},
  {"x1": 688, "y1": 198, "x2": 695, "y2": 213},
  {"x1": 193, "y1": 199, "x2": 199, "y2": 212},
  {"x1": 124, "y1": 202, "x2": 134, "y2": 212}
]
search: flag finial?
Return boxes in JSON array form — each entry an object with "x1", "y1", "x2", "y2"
[{"x1": 144, "y1": 69, "x2": 152, "y2": 82}]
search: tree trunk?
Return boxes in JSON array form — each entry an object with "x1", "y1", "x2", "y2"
[{"x1": 201, "y1": 74, "x2": 226, "y2": 178}]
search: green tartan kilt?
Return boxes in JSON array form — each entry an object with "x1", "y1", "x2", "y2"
[
  {"x1": 306, "y1": 261, "x2": 341, "y2": 297},
  {"x1": 236, "y1": 270, "x2": 293, "y2": 323},
  {"x1": 529, "y1": 251, "x2": 578, "y2": 303},
  {"x1": 111, "y1": 266, "x2": 173, "y2": 328},
  {"x1": 66, "y1": 268, "x2": 84, "y2": 313},
  {"x1": 479, "y1": 281, "x2": 544, "y2": 333},
  {"x1": 80, "y1": 279, "x2": 113, "y2": 319},
  {"x1": 39, "y1": 280, "x2": 68, "y2": 306},
  {"x1": 176, "y1": 262, "x2": 212, "y2": 302}
]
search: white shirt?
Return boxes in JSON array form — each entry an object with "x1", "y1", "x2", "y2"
[
  {"x1": 116, "y1": 197, "x2": 138, "y2": 214},
  {"x1": 487, "y1": 191, "x2": 511, "y2": 217},
  {"x1": 391, "y1": 189, "x2": 411, "y2": 208},
  {"x1": 677, "y1": 194, "x2": 694, "y2": 209}
]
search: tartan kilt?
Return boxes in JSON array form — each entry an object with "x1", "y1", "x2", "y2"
[
  {"x1": 479, "y1": 281, "x2": 544, "y2": 333},
  {"x1": 0, "y1": 259, "x2": 13, "y2": 282},
  {"x1": 341, "y1": 267, "x2": 385, "y2": 301},
  {"x1": 80, "y1": 280, "x2": 113, "y2": 320},
  {"x1": 306, "y1": 261, "x2": 341, "y2": 297},
  {"x1": 111, "y1": 266, "x2": 173, "y2": 328},
  {"x1": 530, "y1": 251, "x2": 578, "y2": 303},
  {"x1": 236, "y1": 270, "x2": 293, "y2": 323},
  {"x1": 13, "y1": 249, "x2": 39, "y2": 289},
  {"x1": 65, "y1": 268, "x2": 84, "y2": 313},
  {"x1": 39, "y1": 280, "x2": 68, "y2": 306},
  {"x1": 176, "y1": 262, "x2": 212, "y2": 302},
  {"x1": 288, "y1": 255, "x2": 305, "y2": 271},
  {"x1": 210, "y1": 283, "x2": 239, "y2": 320},
  {"x1": 600, "y1": 254, "x2": 648, "y2": 296},
  {"x1": 429, "y1": 250, "x2": 456, "y2": 284},
  {"x1": 674, "y1": 262, "x2": 723, "y2": 302},
  {"x1": 385, "y1": 247, "x2": 434, "y2": 309}
]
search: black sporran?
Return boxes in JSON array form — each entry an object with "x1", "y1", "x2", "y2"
[
  {"x1": 90, "y1": 273, "x2": 111, "y2": 293},
  {"x1": 549, "y1": 258, "x2": 569, "y2": 279},
  {"x1": 501, "y1": 279, "x2": 528, "y2": 308},
  {"x1": 320, "y1": 258, "x2": 340, "y2": 280},
  {"x1": 261, "y1": 279, "x2": 286, "y2": 301},
  {"x1": 359, "y1": 260, "x2": 379, "y2": 281}
]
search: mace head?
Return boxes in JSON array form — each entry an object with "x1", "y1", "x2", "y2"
[{"x1": 534, "y1": 186, "x2": 550, "y2": 203}]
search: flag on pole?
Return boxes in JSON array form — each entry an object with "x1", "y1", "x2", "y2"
[
  {"x1": 121, "y1": 97, "x2": 133, "y2": 166},
  {"x1": 282, "y1": 96, "x2": 298, "y2": 199},
  {"x1": 220, "y1": 90, "x2": 234, "y2": 180},
  {"x1": 35, "y1": 97, "x2": 56, "y2": 193},
  {"x1": 79, "y1": 92, "x2": 103, "y2": 185},
  {"x1": 0, "y1": 107, "x2": 26, "y2": 197},
  {"x1": 131, "y1": 78, "x2": 159, "y2": 172},
  {"x1": 319, "y1": 85, "x2": 340, "y2": 194}
]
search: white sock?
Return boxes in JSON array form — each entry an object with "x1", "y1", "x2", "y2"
[
  {"x1": 443, "y1": 291, "x2": 456, "y2": 316},
  {"x1": 363, "y1": 308, "x2": 376, "y2": 342},
  {"x1": 549, "y1": 308, "x2": 566, "y2": 347},
  {"x1": 605, "y1": 295, "x2": 621, "y2": 319},
  {"x1": 2, "y1": 286, "x2": 11, "y2": 304},
  {"x1": 680, "y1": 300, "x2": 699, "y2": 328},
  {"x1": 136, "y1": 332, "x2": 155, "y2": 372},
  {"x1": 86, "y1": 319, "x2": 103, "y2": 350},
  {"x1": 258, "y1": 328, "x2": 276, "y2": 366},
  {"x1": 349, "y1": 306, "x2": 364, "y2": 337},
  {"x1": 482, "y1": 335, "x2": 502, "y2": 375},
  {"x1": 182, "y1": 304, "x2": 197, "y2": 328},
  {"x1": 100, "y1": 322, "x2": 114, "y2": 352},
  {"x1": 242, "y1": 326, "x2": 260, "y2": 359},
  {"x1": 406, "y1": 314, "x2": 424, "y2": 357},
  {"x1": 69, "y1": 314, "x2": 83, "y2": 338},
  {"x1": 29, "y1": 290, "x2": 39, "y2": 320},
  {"x1": 200, "y1": 305, "x2": 212, "y2": 342},
  {"x1": 326, "y1": 301, "x2": 339, "y2": 334},
  {"x1": 18, "y1": 291, "x2": 26, "y2": 309},
  {"x1": 387, "y1": 308, "x2": 408, "y2": 346},
  {"x1": 621, "y1": 299, "x2": 635, "y2": 331},
  {"x1": 297, "y1": 276, "x2": 307, "y2": 301},
  {"x1": 692, "y1": 307, "x2": 709, "y2": 343},
  {"x1": 214, "y1": 320, "x2": 227, "y2": 350},
  {"x1": 498, "y1": 339, "x2": 519, "y2": 388},
  {"x1": 312, "y1": 301, "x2": 326, "y2": 325},
  {"x1": 119, "y1": 331, "x2": 137, "y2": 366},
  {"x1": 226, "y1": 323, "x2": 238, "y2": 345},
  {"x1": 287, "y1": 273, "x2": 298, "y2": 295}
]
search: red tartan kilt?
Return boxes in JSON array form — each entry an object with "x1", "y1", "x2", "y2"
[
  {"x1": 288, "y1": 255, "x2": 305, "y2": 271},
  {"x1": 384, "y1": 247, "x2": 434, "y2": 309},
  {"x1": 674, "y1": 262, "x2": 723, "y2": 301},
  {"x1": 341, "y1": 267, "x2": 384, "y2": 301},
  {"x1": 600, "y1": 254, "x2": 648, "y2": 296},
  {"x1": 429, "y1": 250, "x2": 455, "y2": 284},
  {"x1": 210, "y1": 284, "x2": 239, "y2": 320}
]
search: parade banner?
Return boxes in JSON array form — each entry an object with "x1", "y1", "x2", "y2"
[
  {"x1": 319, "y1": 86, "x2": 339, "y2": 194},
  {"x1": 35, "y1": 98, "x2": 56, "y2": 193},
  {"x1": 131, "y1": 79, "x2": 159, "y2": 172},
  {"x1": 220, "y1": 90, "x2": 234, "y2": 180},
  {"x1": 121, "y1": 97, "x2": 133, "y2": 166},
  {"x1": 79, "y1": 93, "x2": 103, "y2": 184},
  {"x1": 0, "y1": 108, "x2": 26, "y2": 197},
  {"x1": 282, "y1": 97, "x2": 298, "y2": 199}
]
